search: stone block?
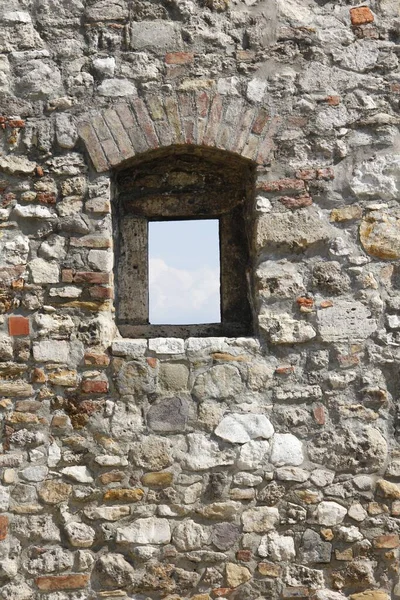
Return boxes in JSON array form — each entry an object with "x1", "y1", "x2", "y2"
[
  {"x1": 33, "y1": 341, "x2": 70, "y2": 363},
  {"x1": 317, "y1": 300, "x2": 377, "y2": 342},
  {"x1": 130, "y1": 21, "x2": 182, "y2": 52}
]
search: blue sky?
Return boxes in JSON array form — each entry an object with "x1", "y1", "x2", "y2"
[{"x1": 149, "y1": 220, "x2": 220, "y2": 324}]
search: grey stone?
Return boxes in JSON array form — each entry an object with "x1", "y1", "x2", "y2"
[
  {"x1": 192, "y1": 365, "x2": 243, "y2": 401},
  {"x1": 116, "y1": 517, "x2": 171, "y2": 545},
  {"x1": 312, "y1": 261, "x2": 351, "y2": 295},
  {"x1": 33, "y1": 340, "x2": 70, "y2": 363},
  {"x1": 173, "y1": 520, "x2": 209, "y2": 551},
  {"x1": 317, "y1": 300, "x2": 377, "y2": 342},
  {"x1": 93, "y1": 554, "x2": 135, "y2": 590},
  {"x1": 56, "y1": 113, "x2": 78, "y2": 149},
  {"x1": 256, "y1": 207, "x2": 333, "y2": 251},
  {"x1": 242, "y1": 507, "x2": 279, "y2": 533},
  {"x1": 181, "y1": 433, "x2": 235, "y2": 471},
  {"x1": 258, "y1": 532, "x2": 296, "y2": 561},
  {"x1": 64, "y1": 521, "x2": 95, "y2": 548},
  {"x1": 212, "y1": 523, "x2": 241, "y2": 551},
  {"x1": 86, "y1": 0, "x2": 128, "y2": 21},
  {"x1": 236, "y1": 440, "x2": 270, "y2": 470},
  {"x1": 259, "y1": 313, "x2": 316, "y2": 345},
  {"x1": 98, "y1": 79, "x2": 137, "y2": 97},
  {"x1": 315, "y1": 501, "x2": 347, "y2": 526},
  {"x1": 215, "y1": 413, "x2": 274, "y2": 444},
  {"x1": 299, "y1": 528, "x2": 332, "y2": 563},
  {"x1": 0, "y1": 335, "x2": 13, "y2": 361},
  {"x1": 147, "y1": 396, "x2": 193, "y2": 433},
  {"x1": 270, "y1": 434, "x2": 304, "y2": 467},
  {"x1": 130, "y1": 21, "x2": 182, "y2": 52}
]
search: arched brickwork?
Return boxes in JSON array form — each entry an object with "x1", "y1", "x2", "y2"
[{"x1": 78, "y1": 91, "x2": 279, "y2": 172}]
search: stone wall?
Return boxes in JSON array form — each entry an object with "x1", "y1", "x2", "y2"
[{"x1": 0, "y1": 0, "x2": 400, "y2": 599}]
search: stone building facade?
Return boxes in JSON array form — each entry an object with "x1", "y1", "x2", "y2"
[{"x1": 0, "y1": 0, "x2": 400, "y2": 599}]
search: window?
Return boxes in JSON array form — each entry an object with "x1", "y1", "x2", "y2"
[
  {"x1": 114, "y1": 146, "x2": 255, "y2": 338},
  {"x1": 149, "y1": 219, "x2": 220, "y2": 325}
]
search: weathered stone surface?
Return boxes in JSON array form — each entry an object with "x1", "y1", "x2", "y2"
[
  {"x1": 147, "y1": 396, "x2": 193, "y2": 432},
  {"x1": 33, "y1": 341, "x2": 70, "y2": 363},
  {"x1": 317, "y1": 300, "x2": 377, "y2": 342},
  {"x1": 103, "y1": 488, "x2": 144, "y2": 502},
  {"x1": 0, "y1": 155, "x2": 36, "y2": 175},
  {"x1": 39, "y1": 480, "x2": 72, "y2": 504},
  {"x1": 315, "y1": 502, "x2": 347, "y2": 526},
  {"x1": 92, "y1": 553, "x2": 135, "y2": 590},
  {"x1": 61, "y1": 466, "x2": 93, "y2": 483},
  {"x1": 212, "y1": 523, "x2": 241, "y2": 550},
  {"x1": 299, "y1": 528, "x2": 332, "y2": 563},
  {"x1": 85, "y1": 506, "x2": 130, "y2": 521},
  {"x1": 242, "y1": 507, "x2": 279, "y2": 532},
  {"x1": 116, "y1": 517, "x2": 171, "y2": 545},
  {"x1": 360, "y1": 211, "x2": 400, "y2": 260},
  {"x1": 258, "y1": 532, "x2": 296, "y2": 561},
  {"x1": 192, "y1": 365, "x2": 243, "y2": 400},
  {"x1": 64, "y1": 522, "x2": 95, "y2": 548},
  {"x1": 350, "y1": 592, "x2": 389, "y2": 600},
  {"x1": 376, "y1": 479, "x2": 400, "y2": 499},
  {"x1": 236, "y1": 440, "x2": 270, "y2": 470},
  {"x1": 181, "y1": 434, "x2": 235, "y2": 470},
  {"x1": 173, "y1": 520, "x2": 209, "y2": 551},
  {"x1": 130, "y1": 21, "x2": 182, "y2": 52},
  {"x1": 0, "y1": 381, "x2": 34, "y2": 397},
  {"x1": 215, "y1": 413, "x2": 274, "y2": 443},
  {"x1": 270, "y1": 434, "x2": 304, "y2": 467},
  {"x1": 259, "y1": 313, "x2": 316, "y2": 344},
  {"x1": 226, "y1": 563, "x2": 251, "y2": 587},
  {"x1": 256, "y1": 208, "x2": 333, "y2": 251},
  {"x1": 131, "y1": 435, "x2": 172, "y2": 471}
]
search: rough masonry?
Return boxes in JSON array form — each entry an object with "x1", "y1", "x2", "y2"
[{"x1": 0, "y1": 0, "x2": 400, "y2": 599}]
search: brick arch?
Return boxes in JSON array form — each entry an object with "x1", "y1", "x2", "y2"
[{"x1": 77, "y1": 90, "x2": 278, "y2": 173}]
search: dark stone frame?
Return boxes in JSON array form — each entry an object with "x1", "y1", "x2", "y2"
[{"x1": 113, "y1": 146, "x2": 256, "y2": 338}]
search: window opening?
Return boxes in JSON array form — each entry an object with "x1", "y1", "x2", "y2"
[
  {"x1": 114, "y1": 146, "x2": 255, "y2": 338},
  {"x1": 149, "y1": 219, "x2": 220, "y2": 325}
]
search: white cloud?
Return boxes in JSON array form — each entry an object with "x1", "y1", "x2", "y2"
[{"x1": 149, "y1": 258, "x2": 220, "y2": 324}]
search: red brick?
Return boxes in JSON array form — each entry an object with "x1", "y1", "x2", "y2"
[
  {"x1": 36, "y1": 165, "x2": 44, "y2": 177},
  {"x1": 252, "y1": 108, "x2": 270, "y2": 135},
  {"x1": 350, "y1": 6, "x2": 374, "y2": 26},
  {"x1": 35, "y1": 574, "x2": 89, "y2": 591},
  {"x1": 236, "y1": 549, "x2": 252, "y2": 561},
  {"x1": 131, "y1": 97, "x2": 159, "y2": 149},
  {"x1": 316, "y1": 167, "x2": 334, "y2": 180},
  {"x1": 325, "y1": 95, "x2": 341, "y2": 106},
  {"x1": 8, "y1": 316, "x2": 30, "y2": 336},
  {"x1": 213, "y1": 589, "x2": 233, "y2": 598},
  {"x1": 81, "y1": 379, "x2": 109, "y2": 394},
  {"x1": 8, "y1": 119, "x2": 25, "y2": 129},
  {"x1": 78, "y1": 120, "x2": 109, "y2": 173},
  {"x1": 296, "y1": 168, "x2": 317, "y2": 180},
  {"x1": 313, "y1": 405, "x2": 326, "y2": 425},
  {"x1": 88, "y1": 286, "x2": 113, "y2": 299},
  {"x1": 320, "y1": 300, "x2": 333, "y2": 308},
  {"x1": 391, "y1": 83, "x2": 400, "y2": 94},
  {"x1": 165, "y1": 52, "x2": 194, "y2": 65},
  {"x1": 275, "y1": 365, "x2": 294, "y2": 375},
  {"x1": 0, "y1": 516, "x2": 8, "y2": 541},
  {"x1": 84, "y1": 352, "x2": 110, "y2": 367},
  {"x1": 279, "y1": 194, "x2": 312, "y2": 209},
  {"x1": 61, "y1": 269, "x2": 74, "y2": 283},
  {"x1": 258, "y1": 178, "x2": 305, "y2": 193},
  {"x1": 203, "y1": 94, "x2": 224, "y2": 146},
  {"x1": 373, "y1": 534, "x2": 400, "y2": 549},
  {"x1": 72, "y1": 272, "x2": 111, "y2": 284},
  {"x1": 147, "y1": 357, "x2": 158, "y2": 368},
  {"x1": 296, "y1": 296, "x2": 314, "y2": 309},
  {"x1": 37, "y1": 192, "x2": 56, "y2": 204}
]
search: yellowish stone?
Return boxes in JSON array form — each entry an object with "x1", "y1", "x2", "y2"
[{"x1": 225, "y1": 563, "x2": 252, "y2": 588}]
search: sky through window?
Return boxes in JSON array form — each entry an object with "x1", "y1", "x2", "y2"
[{"x1": 149, "y1": 219, "x2": 220, "y2": 325}]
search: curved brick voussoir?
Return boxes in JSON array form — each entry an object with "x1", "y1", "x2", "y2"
[{"x1": 77, "y1": 90, "x2": 276, "y2": 173}]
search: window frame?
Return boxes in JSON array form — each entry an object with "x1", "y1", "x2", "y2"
[{"x1": 113, "y1": 147, "x2": 255, "y2": 339}]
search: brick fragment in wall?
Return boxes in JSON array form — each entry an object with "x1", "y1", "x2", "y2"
[{"x1": 1, "y1": 0, "x2": 399, "y2": 598}]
